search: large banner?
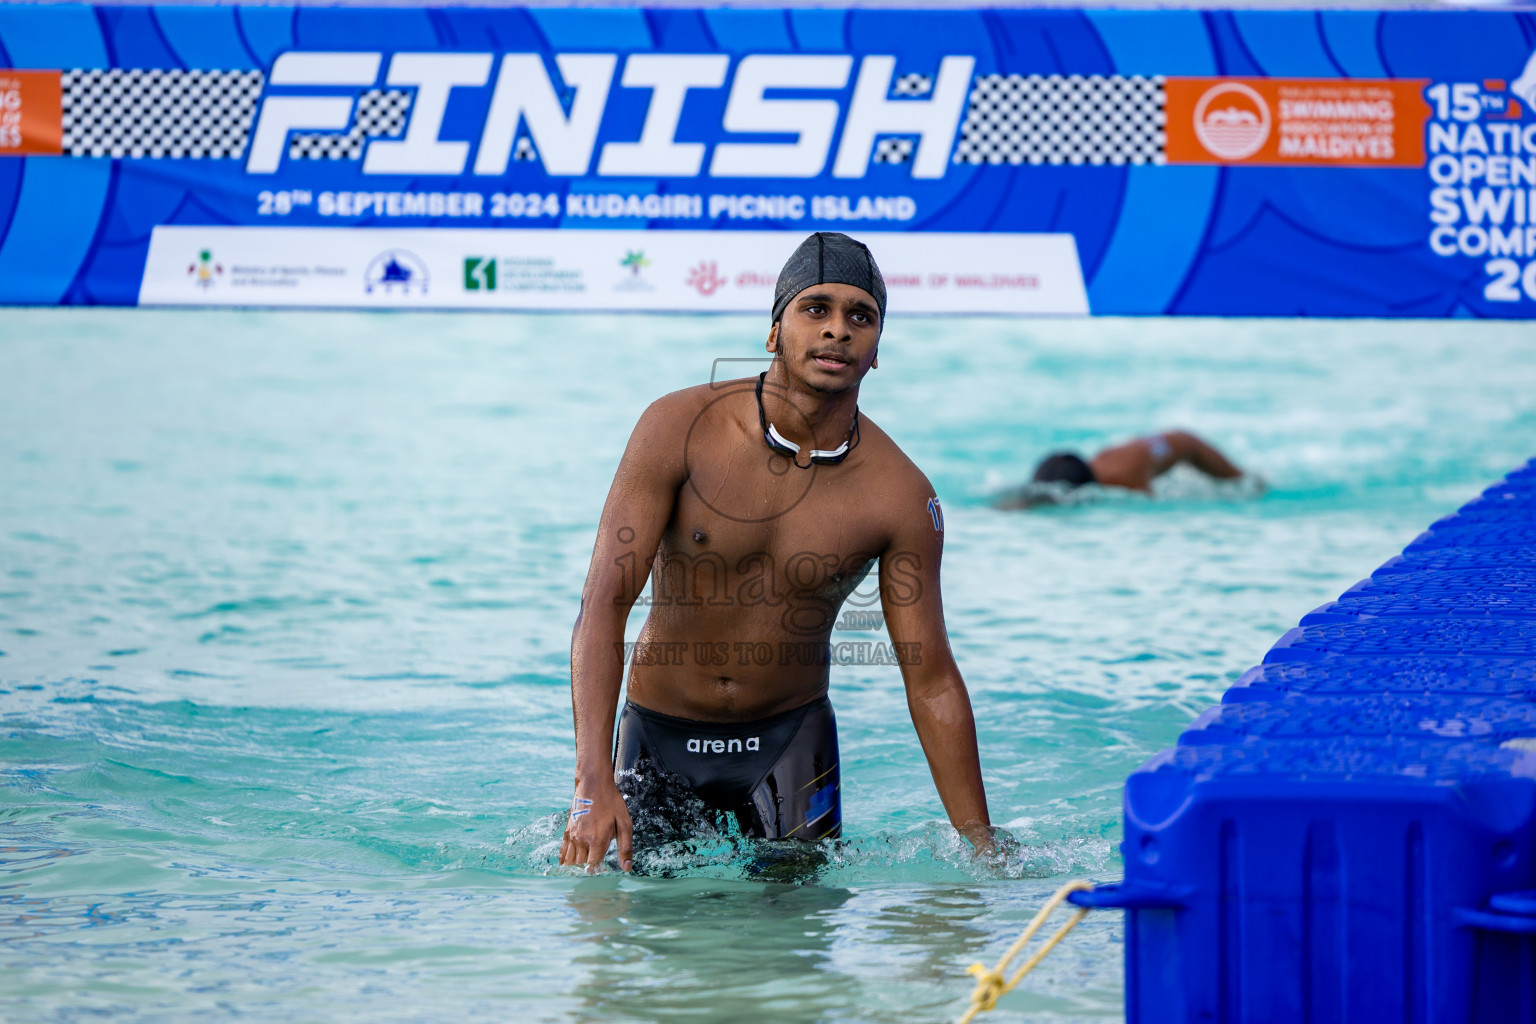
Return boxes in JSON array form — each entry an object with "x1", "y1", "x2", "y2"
[{"x1": 0, "y1": 4, "x2": 1533, "y2": 317}]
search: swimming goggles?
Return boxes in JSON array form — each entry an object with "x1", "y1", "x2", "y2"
[{"x1": 755, "y1": 372, "x2": 861, "y2": 469}]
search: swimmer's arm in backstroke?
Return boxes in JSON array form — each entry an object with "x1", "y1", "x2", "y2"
[
  {"x1": 562, "y1": 394, "x2": 689, "y2": 873},
  {"x1": 879, "y1": 481, "x2": 993, "y2": 852}
]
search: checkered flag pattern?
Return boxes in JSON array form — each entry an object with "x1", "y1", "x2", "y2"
[
  {"x1": 953, "y1": 74, "x2": 1166, "y2": 166},
  {"x1": 873, "y1": 138, "x2": 915, "y2": 164},
  {"x1": 61, "y1": 69, "x2": 265, "y2": 159},
  {"x1": 893, "y1": 74, "x2": 932, "y2": 97},
  {"x1": 289, "y1": 89, "x2": 412, "y2": 160}
]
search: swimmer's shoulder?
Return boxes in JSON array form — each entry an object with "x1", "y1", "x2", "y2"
[
  {"x1": 855, "y1": 415, "x2": 938, "y2": 499},
  {"x1": 621, "y1": 380, "x2": 754, "y2": 480},
  {"x1": 852, "y1": 419, "x2": 945, "y2": 552},
  {"x1": 615, "y1": 385, "x2": 709, "y2": 482},
  {"x1": 634, "y1": 379, "x2": 750, "y2": 434}
]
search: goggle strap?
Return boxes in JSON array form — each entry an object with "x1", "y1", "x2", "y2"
[
  {"x1": 766, "y1": 421, "x2": 802, "y2": 455},
  {"x1": 755, "y1": 371, "x2": 859, "y2": 467}
]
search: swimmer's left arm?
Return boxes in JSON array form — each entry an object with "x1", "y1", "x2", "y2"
[{"x1": 878, "y1": 487, "x2": 991, "y2": 849}]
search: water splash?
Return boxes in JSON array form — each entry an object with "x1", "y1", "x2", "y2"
[{"x1": 502, "y1": 812, "x2": 1115, "y2": 885}]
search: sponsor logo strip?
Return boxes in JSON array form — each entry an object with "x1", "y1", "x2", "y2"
[{"x1": 138, "y1": 226, "x2": 1089, "y2": 314}]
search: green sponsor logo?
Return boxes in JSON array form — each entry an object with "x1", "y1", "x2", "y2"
[{"x1": 464, "y1": 257, "x2": 496, "y2": 291}]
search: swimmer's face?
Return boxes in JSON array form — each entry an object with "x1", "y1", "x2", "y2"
[{"x1": 770, "y1": 282, "x2": 881, "y2": 394}]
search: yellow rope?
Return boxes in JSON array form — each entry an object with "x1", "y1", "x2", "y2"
[{"x1": 957, "y1": 880, "x2": 1095, "y2": 1024}]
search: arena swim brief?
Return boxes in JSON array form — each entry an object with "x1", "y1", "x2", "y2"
[{"x1": 613, "y1": 696, "x2": 841, "y2": 843}]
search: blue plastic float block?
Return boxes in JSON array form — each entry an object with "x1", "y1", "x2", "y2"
[
  {"x1": 1408, "y1": 520, "x2": 1536, "y2": 550},
  {"x1": 1302, "y1": 570, "x2": 1536, "y2": 622},
  {"x1": 1223, "y1": 658, "x2": 1536, "y2": 704},
  {"x1": 1497, "y1": 460, "x2": 1536, "y2": 489},
  {"x1": 1267, "y1": 619, "x2": 1536, "y2": 660},
  {"x1": 1094, "y1": 456, "x2": 1536, "y2": 1023},
  {"x1": 1108, "y1": 741, "x2": 1536, "y2": 1023},
  {"x1": 1482, "y1": 473, "x2": 1536, "y2": 493},
  {"x1": 1452, "y1": 492, "x2": 1536, "y2": 520},
  {"x1": 1376, "y1": 548, "x2": 1536, "y2": 573},
  {"x1": 1184, "y1": 695, "x2": 1536, "y2": 743},
  {"x1": 1360, "y1": 569, "x2": 1536, "y2": 592},
  {"x1": 1340, "y1": 570, "x2": 1536, "y2": 622},
  {"x1": 1302, "y1": 596, "x2": 1536, "y2": 623},
  {"x1": 1474, "y1": 487, "x2": 1536, "y2": 508}
]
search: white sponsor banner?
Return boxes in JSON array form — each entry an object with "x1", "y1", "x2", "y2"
[{"x1": 140, "y1": 227, "x2": 1088, "y2": 315}]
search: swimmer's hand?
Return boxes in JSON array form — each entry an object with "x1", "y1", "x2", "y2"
[
  {"x1": 958, "y1": 823, "x2": 1027, "y2": 877},
  {"x1": 959, "y1": 819, "x2": 998, "y2": 857},
  {"x1": 559, "y1": 777, "x2": 633, "y2": 873}
]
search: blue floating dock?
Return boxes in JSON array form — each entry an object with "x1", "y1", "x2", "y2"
[{"x1": 1074, "y1": 460, "x2": 1536, "y2": 1023}]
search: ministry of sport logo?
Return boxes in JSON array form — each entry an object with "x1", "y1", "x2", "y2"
[
  {"x1": 188, "y1": 249, "x2": 222, "y2": 288},
  {"x1": 1193, "y1": 82, "x2": 1271, "y2": 161}
]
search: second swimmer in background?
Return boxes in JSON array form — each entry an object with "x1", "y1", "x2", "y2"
[{"x1": 994, "y1": 430, "x2": 1252, "y2": 509}]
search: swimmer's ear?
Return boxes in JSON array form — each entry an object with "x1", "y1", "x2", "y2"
[{"x1": 766, "y1": 322, "x2": 779, "y2": 353}]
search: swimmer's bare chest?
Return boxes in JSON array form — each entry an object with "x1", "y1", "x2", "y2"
[{"x1": 627, "y1": 422, "x2": 892, "y2": 721}]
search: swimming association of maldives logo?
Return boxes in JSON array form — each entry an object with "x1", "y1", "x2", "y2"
[
  {"x1": 364, "y1": 249, "x2": 429, "y2": 296},
  {"x1": 1193, "y1": 82, "x2": 1271, "y2": 160},
  {"x1": 687, "y1": 260, "x2": 726, "y2": 297},
  {"x1": 188, "y1": 249, "x2": 222, "y2": 288}
]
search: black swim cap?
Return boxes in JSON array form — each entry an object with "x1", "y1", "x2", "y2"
[
  {"x1": 1032, "y1": 452, "x2": 1095, "y2": 488},
  {"x1": 771, "y1": 231, "x2": 887, "y2": 325}
]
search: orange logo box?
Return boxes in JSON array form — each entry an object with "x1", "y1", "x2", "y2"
[
  {"x1": 0, "y1": 70, "x2": 61, "y2": 156},
  {"x1": 1166, "y1": 77, "x2": 1431, "y2": 168}
]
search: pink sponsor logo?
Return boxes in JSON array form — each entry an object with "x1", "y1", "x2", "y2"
[{"x1": 687, "y1": 260, "x2": 726, "y2": 297}]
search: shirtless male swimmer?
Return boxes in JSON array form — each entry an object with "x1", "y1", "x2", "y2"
[
  {"x1": 560, "y1": 232, "x2": 991, "y2": 871},
  {"x1": 993, "y1": 431, "x2": 1250, "y2": 510}
]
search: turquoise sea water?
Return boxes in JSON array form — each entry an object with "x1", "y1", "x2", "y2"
[{"x1": 2, "y1": 309, "x2": 1534, "y2": 1022}]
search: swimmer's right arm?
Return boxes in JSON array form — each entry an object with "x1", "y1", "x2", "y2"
[
  {"x1": 1166, "y1": 430, "x2": 1243, "y2": 480},
  {"x1": 562, "y1": 395, "x2": 690, "y2": 873}
]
